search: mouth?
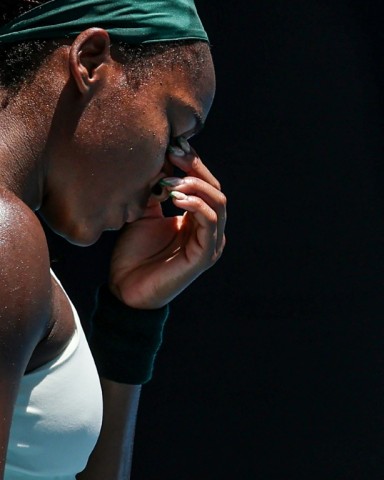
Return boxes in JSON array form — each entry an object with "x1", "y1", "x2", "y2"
[{"x1": 123, "y1": 207, "x2": 141, "y2": 224}]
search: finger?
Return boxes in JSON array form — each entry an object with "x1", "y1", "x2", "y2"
[
  {"x1": 167, "y1": 144, "x2": 221, "y2": 191},
  {"x1": 169, "y1": 191, "x2": 226, "y2": 257},
  {"x1": 161, "y1": 176, "x2": 227, "y2": 250}
]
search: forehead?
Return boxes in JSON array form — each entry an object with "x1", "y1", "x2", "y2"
[{"x1": 162, "y1": 49, "x2": 216, "y2": 122}]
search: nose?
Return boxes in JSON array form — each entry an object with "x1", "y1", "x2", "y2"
[
  {"x1": 150, "y1": 182, "x2": 169, "y2": 203},
  {"x1": 149, "y1": 158, "x2": 174, "y2": 203}
]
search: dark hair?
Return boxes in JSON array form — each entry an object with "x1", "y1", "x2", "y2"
[
  {"x1": 0, "y1": 0, "x2": 210, "y2": 91},
  {"x1": 0, "y1": 0, "x2": 57, "y2": 88}
]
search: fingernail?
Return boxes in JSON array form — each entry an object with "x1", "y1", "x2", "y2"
[
  {"x1": 160, "y1": 177, "x2": 184, "y2": 187},
  {"x1": 170, "y1": 191, "x2": 188, "y2": 200},
  {"x1": 178, "y1": 136, "x2": 191, "y2": 154},
  {"x1": 167, "y1": 145, "x2": 185, "y2": 156}
]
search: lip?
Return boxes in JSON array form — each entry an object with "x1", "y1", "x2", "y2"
[
  {"x1": 124, "y1": 205, "x2": 131, "y2": 223},
  {"x1": 126, "y1": 211, "x2": 144, "y2": 223},
  {"x1": 124, "y1": 207, "x2": 141, "y2": 224}
]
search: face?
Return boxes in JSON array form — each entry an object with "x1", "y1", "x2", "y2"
[{"x1": 39, "y1": 44, "x2": 216, "y2": 246}]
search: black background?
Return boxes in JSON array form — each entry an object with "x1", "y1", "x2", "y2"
[{"x1": 43, "y1": 1, "x2": 384, "y2": 478}]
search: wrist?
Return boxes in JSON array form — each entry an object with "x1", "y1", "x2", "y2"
[{"x1": 88, "y1": 284, "x2": 169, "y2": 385}]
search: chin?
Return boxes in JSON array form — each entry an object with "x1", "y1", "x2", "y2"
[
  {"x1": 49, "y1": 222, "x2": 102, "y2": 247},
  {"x1": 64, "y1": 235, "x2": 100, "y2": 247},
  {"x1": 63, "y1": 228, "x2": 103, "y2": 247},
  {"x1": 39, "y1": 208, "x2": 109, "y2": 246}
]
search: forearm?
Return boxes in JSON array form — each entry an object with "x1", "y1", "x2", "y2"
[
  {"x1": 77, "y1": 379, "x2": 141, "y2": 480},
  {"x1": 79, "y1": 285, "x2": 168, "y2": 479}
]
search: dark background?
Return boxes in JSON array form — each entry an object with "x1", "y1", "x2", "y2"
[{"x1": 43, "y1": 1, "x2": 384, "y2": 478}]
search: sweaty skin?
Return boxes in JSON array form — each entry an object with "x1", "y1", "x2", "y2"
[{"x1": 0, "y1": 27, "x2": 226, "y2": 480}]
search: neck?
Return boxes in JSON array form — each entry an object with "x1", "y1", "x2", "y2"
[{"x1": 0, "y1": 88, "x2": 47, "y2": 210}]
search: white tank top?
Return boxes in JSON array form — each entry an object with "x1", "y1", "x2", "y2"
[{"x1": 5, "y1": 273, "x2": 103, "y2": 479}]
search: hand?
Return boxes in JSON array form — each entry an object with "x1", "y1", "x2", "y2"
[{"x1": 108, "y1": 144, "x2": 227, "y2": 309}]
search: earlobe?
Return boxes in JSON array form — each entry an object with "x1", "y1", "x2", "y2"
[{"x1": 69, "y1": 28, "x2": 111, "y2": 96}]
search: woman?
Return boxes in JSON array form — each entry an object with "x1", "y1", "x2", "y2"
[{"x1": 0, "y1": 0, "x2": 226, "y2": 479}]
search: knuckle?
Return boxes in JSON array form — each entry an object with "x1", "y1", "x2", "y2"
[
  {"x1": 214, "y1": 236, "x2": 226, "y2": 260},
  {"x1": 184, "y1": 176, "x2": 199, "y2": 188},
  {"x1": 193, "y1": 196, "x2": 205, "y2": 209},
  {"x1": 208, "y1": 210, "x2": 219, "y2": 226},
  {"x1": 218, "y1": 191, "x2": 227, "y2": 207},
  {"x1": 191, "y1": 157, "x2": 201, "y2": 169},
  {"x1": 213, "y1": 179, "x2": 222, "y2": 191}
]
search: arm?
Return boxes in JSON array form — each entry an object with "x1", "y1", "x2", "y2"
[
  {"x1": 79, "y1": 142, "x2": 226, "y2": 479},
  {"x1": 78, "y1": 285, "x2": 168, "y2": 480},
  {"x1": 77, "y1": 381, "x2": 141, "y2": 480},
  {"x1": 0, "y1": 200, "x2": 52, "y2": 479}
]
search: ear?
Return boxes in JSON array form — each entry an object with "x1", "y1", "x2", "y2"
[{"x1": 69, "y1": 28, "x2": 111, "y2": 96}]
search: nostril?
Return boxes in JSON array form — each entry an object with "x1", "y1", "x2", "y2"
[{"x1": 151, "y1": 183, "x2": 163, "y2": 196}]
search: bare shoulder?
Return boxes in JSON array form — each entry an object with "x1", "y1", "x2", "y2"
[
  {"x1": 0, "y1": 189, "x2": 52, "y2": 359},
  {"x1": 0, "y1": 191, "x2": 53, "y2": 475}
]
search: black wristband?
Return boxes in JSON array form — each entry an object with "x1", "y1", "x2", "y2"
[{"x1": 88, "y1": 284, "x2": 169, "y2": 385}]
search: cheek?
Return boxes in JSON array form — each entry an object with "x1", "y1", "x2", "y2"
[
  {"x1": 136, "y1": 142, "x2": 167, "y2": 184},
  {"x1": 132, "y1": 127, "x2": 170, "y2": 179},
  {"x1": 89, "y1": 97, "x2": 170, "y2": 178}
]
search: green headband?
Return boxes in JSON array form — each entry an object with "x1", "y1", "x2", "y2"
[{"x1": 0, "y1": 0, "x2": 208, "y2": 45}]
